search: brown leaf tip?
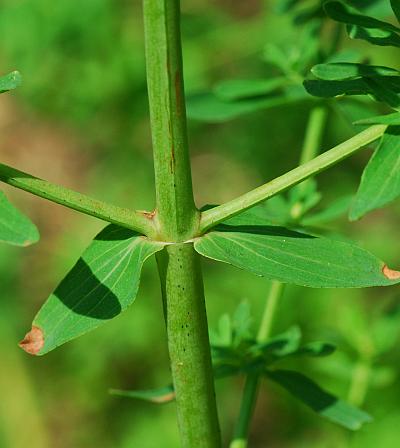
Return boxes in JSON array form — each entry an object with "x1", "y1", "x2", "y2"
[
  {"x1": 19, "y1": 326, "x2": 44, "y2": 355},
  {"x1": 382, "y1": 264, "x2": 400, "y2": 281}
]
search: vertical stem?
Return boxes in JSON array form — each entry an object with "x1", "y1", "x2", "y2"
[
  {"x1": 230, "y1": 374, "x2": 260, "y2": 448},
  {"x1": 229, "y1": 282, "x2": 286, "y2": 448},
  {"x1": 157, "y1": 245, "x2": 221, "y2": 447},
  {"x1": 291, "y1": 105, "x2": 328, "y2": 219},
  {"x1": 143, "y1": 0, "x2": 198, "y2": 241},
  {"x1": 143, "y1": 1, "x2": 220, "y2": 446},
  {"x1": 257, "y1": 281, "x2": 285, "y2": 343},
  {"x1": 230, "y1": 106, "x2": 328, "y2": 448},
  {"x1": 299, "y1": 106, "x2": 328, "y2": 166}
]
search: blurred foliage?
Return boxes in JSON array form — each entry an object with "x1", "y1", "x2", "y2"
[{"x1": 1, "y1": 0, "x2": 400, "y2": 447}]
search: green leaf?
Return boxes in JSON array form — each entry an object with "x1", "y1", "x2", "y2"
[
  {"x1": 311, "y1": 63, "x2": 400, "y2": 81},
  {"x1": 350, "y1": 126, "x2": 400, "y2": 220},
  {"x1": 0, "y1": 191, "x2": 39, "y2": 246},
  {"x1": 214, "y1": 78, "x2": 287, "y2": 101},
  {"x1": 186, "y1": 85, "x2": 308, "y2": 122},
  {"x1": 21, "y1": 225, "x2": 165, "y2": 355},
  {"x1": 347, "y1": 24, "x2": 400, "y2": 47},
  {"x1": 324, "y1": 1, "x2": 400, "y2": 34},
  {"x1": 255, "y1": 326, "x2": 302, "y2": 357},
  {"x1": 305, "y1": 75, "x2": 400, "y2": 108},
  {"x1": 194, "y1": 225, "x2": 400, "y2": 288},
  {"x1": 304, "y1": 78, "x2": 369, "y2": 98},
  {"x1": 0, "y1": 71, "x2": 21, "y2": 94},
  {"x1": 266, "y1": 369, "x2": 372, "y2": 430},
  {"x1": 354, "y1": 111, "x2": 400, "y2": 126},
  {"x1": 109, "y1": 385, "x2": 175, "y2": 404},
  {"x1": 392, "y1": 0, "x2": 400, "y2": 23},
  {"x1": 294, "y1": 341, "x2": 336, "y2": 357}
]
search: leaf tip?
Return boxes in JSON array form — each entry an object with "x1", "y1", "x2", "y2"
[
  {"x1": 150, "y1": 392, "x2": 176, "y2": 404},
  {"x1": 11, "y1": 70, "x2": 22, "y2": 84},
  {"x1": 19, "y1": 325, "x2": 44, "y2": 355},
  {"x1": 382, "y1": 264, "x2": 400, "y2": 281}
]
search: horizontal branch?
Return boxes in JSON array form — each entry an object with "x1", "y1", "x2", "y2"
[
  {"x1": 0, "y1": 162, "x2": 156, "y2": 236},
  {"x1": 200, "y1": 124, "x2": 387, "y2": 232}
]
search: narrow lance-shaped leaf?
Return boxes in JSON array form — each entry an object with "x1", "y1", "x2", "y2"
[
  {"x1": 0, "y1": 71, "x2": 21, "y2": 94},
  {"x1": 19, "y1": 225, "x2": 166, "y2": 355},
  {"x1": 347, "y1": 24, "x2": 400, "y2": 48},
  {"x1": 186, "y1": 84, "x2": 308, "y2": 122},
  {"x1": 214, "y1": 78, "x2": 288, "y2": 101},
  {"x1": 266, "y1": 369, "x2": 372, "y2": 430},
  {"x1": 324, "y1": 1, "x2": 400, "y2": 34},
  {"x1": 311, "y1": 63, "x2": 400, "y2": 81},
  {"x1": 194, "y1": 225, "x2": 400, "y2": 288},
  {"x1": 0, "y1": 191, "x2": 39, "y2": 246},
  {"x1": 110, "y1": 385, "x2": 175, "y2": 404},
  {"x1": 291, "y1": 341, "x2": 336, "y2": 357},
  {"x1": 303, "y1": 78, "x2": 369, "y2": 98},
  {"x1": 350, "y1": 126, "x2": 400, "y2": 220}
]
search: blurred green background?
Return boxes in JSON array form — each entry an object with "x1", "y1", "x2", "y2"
[{"x1": 1, "y1": 0, "x2": 400, "y2": 447}]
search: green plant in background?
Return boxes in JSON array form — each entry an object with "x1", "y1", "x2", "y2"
[
  {"x1": 1, "y1": 1, "x2": 400, "y2": 448},
  {"x1": 305, "y1": 0, "x2": 400, "y2": 221}
]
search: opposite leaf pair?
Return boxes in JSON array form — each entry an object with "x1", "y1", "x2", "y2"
[{"x1": 22, "y1": 208, "x2": 400, "y2": 357}]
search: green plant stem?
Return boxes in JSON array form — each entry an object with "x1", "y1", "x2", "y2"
[
  {"x1": 230, "y1": 373, "x2": 260, "y2": 448},
  {"x1": 257, "y1": 281, "x2": 286, "y2": 343},
  {"x1": 230, "y1": 106, "x2": 327, "y2": 448},
  {"x1": 144, "y1": 1, "x2": 220, "y2": 446},
  {"x1": 200, "y1": 124, "x2": 386, "y2": 232},
  {"x1": 143, "y1": 0, "x2": 198, "y2": 242},
  {"x1": 299, "y1": 106, "x2": 328, "y2": 167},
  {"x1": 0, "y1": 162, "x2": 155, "y2": 236},
  {"x1": 156, "y1": 244, "x2": 221, "y2": 447},
  {"x1": 291, "y1": 105, "x2": 328, "y2": 219},
  {"x1": 229, "y1": 281, "x2": 286, "y2": 448}
]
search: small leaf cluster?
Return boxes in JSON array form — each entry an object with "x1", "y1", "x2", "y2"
[
  {"x1": 113, "y1": 302, "x2": 371, "y2": 431},
  {"x1": 211, "y1": 305, "x2": 370, "y2": 432},
  {"x1": 305, "y1": 1, "x2": 400, "y2": 220},
  {"x1": 210, "y1": 304, "x2": 335, "y2": 378}
]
